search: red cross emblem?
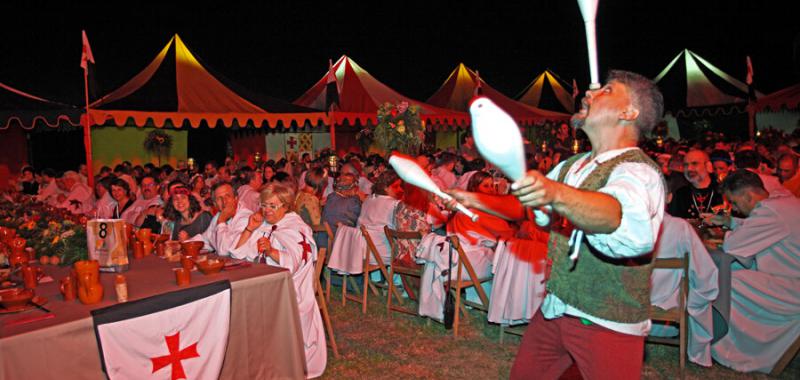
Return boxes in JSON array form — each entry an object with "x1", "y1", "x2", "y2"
[
  {"x1": 286, "y1": 136, "x2": 298, "y2": 149},
  {"x1": 150, "y1": 332, "x2": 200, "y2": 380},
  {"x1": 298, "y1": 234, "x2": 312, "y2": 263}
]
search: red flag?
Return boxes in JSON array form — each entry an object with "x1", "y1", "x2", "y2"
[
  {"x1": 572, "y1": 78, "x2": 579, "y2": 99},
  {"x1": 80, "y1": 30, "x2": 95, "y2": 71},
  {"x1": 746, "y1": 56, "x2": 753, "y2": 85},
  {"x1": 473, "y1": 70, "x2": 483, "y2": 96}
]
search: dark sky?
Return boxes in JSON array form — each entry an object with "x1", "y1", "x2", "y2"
[{"x1": 1, "y1": 1, "x2": 798, "y2": 106}]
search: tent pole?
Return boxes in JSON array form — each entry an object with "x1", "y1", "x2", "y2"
[
  {"x1": 83, "y1": 69, "x2": 95, "y2": 189},
  {"x1": 329, "y1": 112, "x2": 336, "y2": 152}
]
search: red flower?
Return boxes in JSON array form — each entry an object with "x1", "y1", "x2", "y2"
[{"x1": 391, "y1": 109, "x2": 398, "y2": 117}]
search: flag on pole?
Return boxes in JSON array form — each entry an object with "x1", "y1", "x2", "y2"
[
  {"x1": 746, "y1": 56, "x2": 757, "y2": 102},
  {"x1": 80, "y1": 30, "x2": 95, "y2": 71},
  {"x1": 324, "y1": 59, "x2": 339, "y2": 112},
  {"x1": 92, "y1": 281, "x2": 231, "y2": 380},
  {"x1": 473, "y1": 70, "x2": 483, "y2": 96}
]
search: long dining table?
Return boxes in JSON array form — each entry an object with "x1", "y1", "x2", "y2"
[{"x1": 0, "y1": 255, "x2": 307, "y2": 379}]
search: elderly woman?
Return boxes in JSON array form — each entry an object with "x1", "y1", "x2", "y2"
[
  {"x1": 229, "y1": 184, "x2": 326, "y2": 378},
  {"x1": 162, "y1": 184, "x2": 212, "y2": 241},
  {"x1": 357, "y1": 170, "x2": 404, "y2": 264}
]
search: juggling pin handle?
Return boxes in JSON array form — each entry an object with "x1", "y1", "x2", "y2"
[{"x1": 438, "y1": 193, "x2": 479, "y2": 222}]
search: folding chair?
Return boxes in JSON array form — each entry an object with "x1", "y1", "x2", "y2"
[
  {"x1": 448, "y1": 235, "x2": 492, "y2": 337},
  {"x1": 358, "y1": 225, "x2": 404, "y2": 314},
  {"x1": 384, "y1": 226, "x2": 423, "y2": 316},
  {"x1": 647, "y1": 256, "x2": 690, "y2": 372},
  {"x1": 772, "y1": 335, "x2": 800, "y2": 376},
  {"x1": 313, "y1": 247, "x2": 340, "y2": 358},
  {"x1": 311, "y1": 222, "x2": 336, "y2": 303}
]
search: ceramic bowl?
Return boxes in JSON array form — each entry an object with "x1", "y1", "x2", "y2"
[
  {"x1": 180, "y1": 241, "x2": 204, "y2": 257},
  {"x1": 0, "y1": 288, "x2": 34, "y2": 308},
  {"x1": 195, "y1": 259, "x2": 224, "y2": 275}
]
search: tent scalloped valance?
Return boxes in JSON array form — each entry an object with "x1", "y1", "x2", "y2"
[
  {"x1": 0, "y1": 115, "x2": 81, "y2": 130},
  {"x1": 88, "y1": 110, "x2": 329, "y2": 129}
]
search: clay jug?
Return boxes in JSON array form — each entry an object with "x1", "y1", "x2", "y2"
[
  {"x1": 8, "y1": 237, "x2": 27, "y2": 267},
  {"x1": 137, "y1": 228, "x2": 153, "y2": 256},
  {"x1": 74, "y1": 260, "x2": 104, "y2": 304},
  {"x1": 60, "y1": 275, "x2": 77, "y2": 301}
]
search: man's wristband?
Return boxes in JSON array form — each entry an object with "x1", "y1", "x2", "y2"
[{"x1": 245, "y1": 227, "x2": 253, "y2": 233}]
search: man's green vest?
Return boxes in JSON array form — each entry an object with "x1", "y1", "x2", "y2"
[{"x1": 545, "y1": 149, "x2": 662, "y2": 323}]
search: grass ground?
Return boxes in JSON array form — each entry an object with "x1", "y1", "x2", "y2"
[{"x1": 319, "y1": 286, "x2": 799, "y2": 379}]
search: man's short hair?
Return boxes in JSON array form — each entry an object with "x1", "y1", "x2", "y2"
[
  {"x1": 734, "y1": 150, "x2": 761, "y2": 170},
  {"x1": 720, "y1": 169, "x2": 766, "y2": 195},
  {"x1": 607, "y1": 70, "x2": 664, "y2": 134},
  {"x1": 210, "y1": 181, "x2": 233, "y2": 195}
]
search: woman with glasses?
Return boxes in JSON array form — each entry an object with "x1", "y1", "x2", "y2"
[
  {"x1": 230, "y1": 184, "x2": 327, "y2": 378},
  {"x1": 162, "y1": 184, "x2": 212, "y2": 241}
]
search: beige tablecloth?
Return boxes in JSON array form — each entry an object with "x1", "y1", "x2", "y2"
[{"x1": 0, "y1": 256, "x2": 306, "y2": 379}]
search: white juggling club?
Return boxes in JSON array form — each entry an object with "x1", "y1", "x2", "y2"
[
  {"x1": 577, "y1": 0, "x2": 601, "y2": 90},
  {"x1": 388, "y1": 153, "x2": 479, "y2": 222},
  {"x1": 469, "y1": 97, "x2": 526, "y2": 182}
]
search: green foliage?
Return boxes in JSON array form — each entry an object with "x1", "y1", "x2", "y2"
[{"x1": 372, "y1": 101, "x2": 425, "y2": 155}]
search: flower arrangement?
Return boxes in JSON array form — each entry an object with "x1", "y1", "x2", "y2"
[
  {"x1": 0, "y1": 197, "x2": 88, "y2": 266},
  {"x1": 372, "y1": 101, "x2": 425, "y2": 155},
  {"x1": 143, "y1": 129, "x2": 173, "y2": 165}
]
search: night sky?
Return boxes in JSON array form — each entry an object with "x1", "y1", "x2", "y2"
[{"x1": 1, "y1": 1, "x2": 798, "y2": 106}]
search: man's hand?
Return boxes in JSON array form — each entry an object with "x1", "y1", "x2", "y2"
[
  {"x1": 217, "y1": 206, "x2": 236, "y2": 224},
  {"x1": 511, "y1": 170, "x2": 562, "y2": 208},
  {"x1": 703, "y1": 213, "x2": 731, "y2": 229}
]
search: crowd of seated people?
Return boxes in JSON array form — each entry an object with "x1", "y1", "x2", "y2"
[{"x1": 4, "y1": 124, "x2": 800, "y2": 375}]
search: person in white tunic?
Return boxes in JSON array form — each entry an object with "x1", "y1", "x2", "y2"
[
  {"x1": 229, "y1": 184, "x2": 327, "y2": 379},
  {"x1": 93, "y1": 177, "x2": 117, "y2": 219},
  {"x1": 36, "y1": 169, "x2": 62, "y2": 206},
  {"x1": 650, "y1": 212, "x2": 719, "y2": 366},
  {"x1": 188, "y1": 182, "x2": 252, "y2": 256},
  {"x1": 356, "y1": 170, "x2": 404, "y2": 264},
  {"x1": 705, "y1": 169, "x2": 800, "y2": 373},
  {"x1": 56, "y1": 171, "x2": 95, "y2": 215}
]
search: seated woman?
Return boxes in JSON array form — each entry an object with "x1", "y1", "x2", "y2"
[
  {"x1": 392, "y1": 182, "x2": 447, "y2": 266},
  {"x1": 189, "y1": 173, "x2": 212, "y2": 212},
  {"x1": 110, "y1": 178, "x2": 138, "y2": 225},
  {"x1": 230, "y1": 185, "x2": 326, "y2": 378},
  {"x1": 446, "y1": 171, "x2": 516, "y2": 280},
  {"x1": 295, "y1": 167, "x2": 326, "y2": 227},
  {"x1": 162, "y1": 184, "x2": 213, "y2": 241},
  {"x1": 322, "y1": 174, "x2": 362, "y2": 236},
  {"x1": 357, "y1": 170, "x2": 404, "y2": 264}
]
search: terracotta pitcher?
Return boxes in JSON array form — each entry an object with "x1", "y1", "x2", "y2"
[
  {"x1": 74, "y1": 260, "x2": 104, "y2": 304},
  {"x1": 8, "y1": 237, "x2": 28, "y2": 267},
  {"x1": 136, "y1": 228, "x2": 153, "y2": 256}
]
